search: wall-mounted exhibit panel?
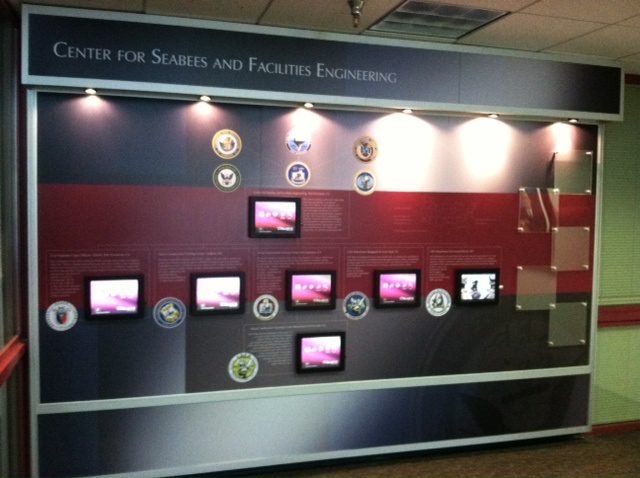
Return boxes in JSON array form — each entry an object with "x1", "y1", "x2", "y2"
[{"x1": 31, "y1": 92, "x2": 599, "y2": 476}]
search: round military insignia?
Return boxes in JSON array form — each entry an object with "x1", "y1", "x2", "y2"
[
  {"x1": 343, "y1": 291, "x2": 370, "y2": 320},
  {"x1": 253, "y1": 294, "x2": 279, "y2": 321},
  {"x1": 354, "y1": 171, "x2": 376, "y2": 196},
  {"x1": 286, "y1": 161, "x2": 311, "y2": 188},
  {"x1": 285, "y1": 127, "x2": 312, "y2": 154},
  {"x1": 228, "y1": 352, "x2": 259, "y2": 383},
  {"x1": 153, "y1": 297, "x2": 187, "y2": 328},
  {"x1": 354, "y1": 136, "x2": 378, "y2": 162},
  {"x1": 213, "y1": 164, "x2": 241, "y2": 192},
  {"x1": 212, "y1": 129, "x2": 242, "y2": 159},
  {"x1": 45, "y1": 301, "x2": 78, "y2": 331},
  {"x1": 426, "y1": 289, "x2": 452, "y2": 317}
]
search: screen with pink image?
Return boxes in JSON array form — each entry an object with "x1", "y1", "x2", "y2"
[
  {"x1": 89, "y1": 278, "x2": 140, "y2": 316},
  {"x1": 254, "y1": 200, "x2": 297, "y2": 233},
  {"x1": 291, "y1": 274, "x2": 332, "y2": 306},
  {"x1": 378, "y1": 273, "x2": 418, "y2": 305},
  {"x1": 298, "y1": 334, "x2": 345, "y2": 371},
  {"x1": 196, "y1": 276, "x2": 241, "y2": 311}
]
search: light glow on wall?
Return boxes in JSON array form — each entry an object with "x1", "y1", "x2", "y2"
[
  {"x1": 460, "y1": 117, "x2": 511, "y2": 179},
  {"x1": 372, "y1": 112, "x2": 434, "y2": 191},
  {"x1": 551, "y1": 121, "x2": 575, "y2": 153}
]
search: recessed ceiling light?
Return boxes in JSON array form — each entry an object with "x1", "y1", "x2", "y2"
[
  {"x1": 568, "y1": 118, "x2": 578, "y2": 123},
  {"x1": 304, "y1": 102, "x2": 314, "y2": 109},
  {"x1": 402, "y1": 108, "x2": 413, "y2": 114},
  {"x1": 85, "y1": 88, "x2": 97, "y2": 95},
  {"x1": 488, "y1": 113, "x2": 499, "y2": 119},
  {"x1": 199, "y1": 95, "x2": 212, "y2": 102}
]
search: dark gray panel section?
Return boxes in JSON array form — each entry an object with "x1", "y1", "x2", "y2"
[{"x1": 38, "y1": 375, "x2": 590, "y2": 477}]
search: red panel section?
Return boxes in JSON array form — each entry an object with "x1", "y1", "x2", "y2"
[
  {"x1": 591, "y1": 420, "x2": 640, "y2": 435},
  {"x1": 0, "y1": 336, "x2": 27, "y2": 387},
  {"x1": 598, "y1": 305, "x2": 640, "y2": 328},
  {"x1": 38, "y1": 184, "x2": 594, "y2": 304}
]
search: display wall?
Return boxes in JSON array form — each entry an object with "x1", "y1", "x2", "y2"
[
  {"x1": 32, "y1": 91, "x2": 599, "y2": 477},
  {"x1": 23, "y1": 6, "x2": 617, "y2": 477}
]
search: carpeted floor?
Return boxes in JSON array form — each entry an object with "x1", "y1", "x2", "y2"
[{"x1": 232, "y1": 431, "x2": 640, "y2": 477}]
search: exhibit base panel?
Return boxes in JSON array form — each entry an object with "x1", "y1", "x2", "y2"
[{"x1": 37, "y1": 375, "x2": 589, "y2": 477}]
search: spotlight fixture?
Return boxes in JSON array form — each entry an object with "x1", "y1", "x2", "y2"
[
  {"x1": 349, "y1": 0, "x2": 365, "y2": 27},
  {"x1": 304, "y1": 102, "x2": 314, "y2": 109},
  {"x1": 199, "y1": 95, "x2": 212, "y2": 102},
  {"x1": 85, "y1": 88, "x2": 97, "y2": 95},
  {"x1": 402, "y1": 108, "x2": 413, "y2": 114},
  {"x1": 488, "y1": 113, "x2": 499, "y2": 119},
  {"x1": 568, "y1": 118, "x2": 578, "y2": 123}
]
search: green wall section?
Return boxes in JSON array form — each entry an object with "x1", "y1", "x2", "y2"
[
  {"x1": 594, "y1": 85, "x2": 640, "y2": 425},
  {"x1": 599, "y1": 86, "x2": 640, "y2": 305}
]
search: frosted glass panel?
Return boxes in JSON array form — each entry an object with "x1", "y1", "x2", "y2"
[
  {"x1": 554, "y1": 150, "x2": 593, "y2": 194},
  {"x1": 516, "y1": 266, "x2": 557, "y2": 311},
  {"x1": 552, "y1": 227, "x2": 590, "y2": 271},
  {"x1": 548, "y1": 302, "x2": 588, "y2": 347},
  {"x1": 518, "y1": 187, "x2": 559, "y2": 233}
]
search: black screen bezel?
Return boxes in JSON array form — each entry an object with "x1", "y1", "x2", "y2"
[
  {"x1": 285, "y1": 270, "x2": 337, "y2": 311},
  {"x1": 84, "y1": 275, "x2": 145, "y2": 319},
  {"x1": 295, "y1": 332, "x2": 346, "y2": 373},
  {"x1": 373, "y1": 269, "x2": 421, "y2": 309},
  {"x1": 190, "y1": 272, "x2": 246, "y2": 316},
  {"x1": 454, "y1": 268, "x2": 500, "y2": 306}
]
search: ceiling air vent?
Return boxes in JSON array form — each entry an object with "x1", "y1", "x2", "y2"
[{"x1": 368, "y1": 0, "x2": 508, "y2": 40}]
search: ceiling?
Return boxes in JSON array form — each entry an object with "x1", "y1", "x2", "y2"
[{"x1": 8, "y1": 0, "x2": 640, "y2": 74}]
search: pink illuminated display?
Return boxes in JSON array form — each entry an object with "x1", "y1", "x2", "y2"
[
  {"x1": 195, "y1": 276, "x2": 241, "y2": 311},
  {"x1": 291, "y1": 274, "x2": 332, "y2": 305},
  {"x1": 254, "y1": 200, "x2": 297, "y2": 233},
  {"x1": 378, "y1": 273, "x2": 417, "y2": 304},
  {"x1": 299, "y1": 335, "x2": 343, "y2": 370},
  {"x1": 89, "y1": 279, "x2": 140, "y2": 315}
]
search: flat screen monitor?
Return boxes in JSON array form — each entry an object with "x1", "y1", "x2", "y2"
[
  {"x1": 455, "y1": 269, "x2": 500, "y2": 305},
  {"x1": 85, "y1": 275, "x2": 144, "y2": 319},
  {"x1": 191, "y1": 272, "x2": 245, "y2": 316},
  {"x1": 296, "y1": 332, "x2": 345, "y2": 373},
  {"x1": 249, "y1": 197, "x2": 301, "y2": 238},
  {"x1": 286, "y1": 271, "x2": 336, "y2": 311},
  {"x1": 374, "y1": 269, "x2": 421, "y2": 308}
]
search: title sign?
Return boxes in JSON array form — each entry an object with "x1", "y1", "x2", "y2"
[{"x1": 24, "y1": 6, "x2": 622, "y2": 118}]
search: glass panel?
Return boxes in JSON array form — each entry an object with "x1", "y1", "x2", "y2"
[
  {"x1": 516, "y1": 266, "x2": 557, "y2": 311},
  {"x1": 518, "y1": 187, "x2": 559, "y2": 233},
  {"x1": 552, "y1": 227, "x2": 590, "y2": 271},
  {"x1": 554, "y1": 150, "x2": 593, "y2": 194},
  {"x1": 548, "y1": 302, "x2": 588, "y2": 347}
]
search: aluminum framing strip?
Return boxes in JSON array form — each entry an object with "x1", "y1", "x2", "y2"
[{"x1": 21, "y1": 4, "x2": 624, "y2": 123}]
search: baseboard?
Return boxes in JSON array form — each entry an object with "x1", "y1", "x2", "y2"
[{"x1": 590, "y1": 420, "x2": 640, "y2": 435}]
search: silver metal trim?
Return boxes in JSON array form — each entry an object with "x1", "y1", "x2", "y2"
[
  {"x1": 77, "y1": 425, "x2": 591, "y2": 478},
  {"x1": 588, "y1": 123, "x2": 605, "y2": 429},
  {"x1": 37, "y1": 366, "x2": 590, "y2": 415},
  {"x1": 26, "y1": 90, "x2": 40, "y2": 478}
]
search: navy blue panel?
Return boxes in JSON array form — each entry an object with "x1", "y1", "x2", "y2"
[{"x1": 27, "y1": 13, "x2": 621, "y2": 115}]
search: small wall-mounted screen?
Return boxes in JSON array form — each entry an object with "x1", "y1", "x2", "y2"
[
  {"x1": 374, "y1": 270, "x2": 421, "y2": 308},
  {"x1": 296, "y1": 332, "x2": 345, "y2": 373},
  {"x1": 286, "y1": 271, "x2": 336, "y2": 310},
  {"x1": 455, "y1": 269, "x2": 500, "y2": 305},
  {"x1": 191, "y1": 272, "x2": 245, "y2": 315},
  {"x1": 249, "y1": 197, "x2": 301, "y2": 238},
  {"x1": 85, "y1": 275, "x2": 144, "y2": 319}
]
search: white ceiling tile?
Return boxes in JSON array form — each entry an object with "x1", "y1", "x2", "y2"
[
  {"x1": 18, "y1": 0, "x2": 143, "y2": 12},
  {"x1": 618, "y1": 14, "x2": 640, "y2": 28},
  {"x1": 459, "y1": 12, "x2": 603, "y2": 51},
  {"x1": 546, "y1": 25, "x2": 640, "y2": 58},
  {"x1": 145, "y1": 0, "x2": 270, "y2": 23},
  {"x1": 260, "y1": 0, "x2": 405, "y2": 33},
  {"x1": 523, "y1": 0, "x2": 640, "y2": 24}
]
